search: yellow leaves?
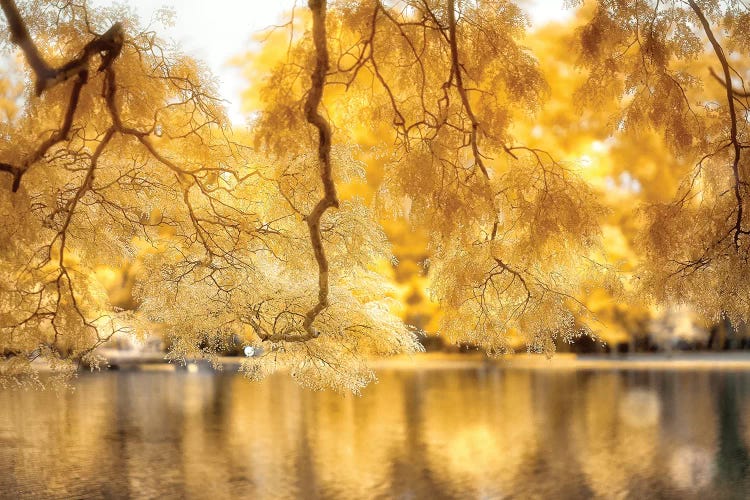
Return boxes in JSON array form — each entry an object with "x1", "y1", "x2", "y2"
[
  {"x1": 1, "y1": 0, "x2": 273, "y2": 385},
  {"x1": 232, "y1": 0, "x2": 618, "y2": 358},
  {"x1": 726, "y1": 11, "x2": 750, "y2": 54},
  {"x1": 496, "y1": 158, "x2": 603, "y2": 255},
  {"x1": 6, "y1": 0, "x2": 750, "y2": 390}
]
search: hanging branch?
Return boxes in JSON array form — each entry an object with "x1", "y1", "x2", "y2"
[
  {"x1": 300, "y1": 0, "x2": 339, "y2": 338},
  {"x1": 257, "y1": 0, "x2": 339, "y2": 343},
  {"x1": 688, "y1": 0, "x2": 747, "y2": 250}
]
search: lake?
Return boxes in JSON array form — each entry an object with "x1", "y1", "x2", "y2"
[{"x1": 1, "y1": 366, "x2": 749, "y2": 499}]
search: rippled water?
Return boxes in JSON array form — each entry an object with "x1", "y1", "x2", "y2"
[{"x1": 1, "y1": 367, "x2": 750, "y2": 499}]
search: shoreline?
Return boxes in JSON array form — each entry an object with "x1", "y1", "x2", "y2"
[{"x1": 87, "y1": 351, "x2": 750, "y2": 372}]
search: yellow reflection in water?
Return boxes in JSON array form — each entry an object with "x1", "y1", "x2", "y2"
[
  {"x1": 576, "y1": 373, "x2": 661, "y2": 498},
  {"x1": 420, "y1": 370, "x2": 537, "y2": 498},
  {"x1": 0, "y1": 369, "x2": 747, "y2": 498}
]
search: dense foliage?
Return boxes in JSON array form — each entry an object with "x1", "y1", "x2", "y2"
[{"x1": 0, "y1": 0, "x2": 748, "y2": 390}]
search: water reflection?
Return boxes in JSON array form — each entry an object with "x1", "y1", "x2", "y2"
[{"x1": 1, "y1": 368, "x2": 750, "y2": 498}]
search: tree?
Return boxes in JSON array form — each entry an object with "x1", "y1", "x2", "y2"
[
  {"x1": 2, "y1": 0, "x2": 749, "y2": 391},
  {"x1": 249, "y1": 0, "x2": 618, "y2": 356},
  {"x1": 0, "y1": 0, "x2": 419, "y2": 391},
  {"x1": 573, "y1": 0, "x2": 750, "y2": 325}
]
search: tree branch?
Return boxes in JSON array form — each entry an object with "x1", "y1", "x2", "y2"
[
  {"x1": 688, "y1": 0, "x2": 746, "y2": 250},
  {"x1": 0, "y1": 0, "x2": 54, "y2": 94},
  {"x1": 0, "y1": 0, "x2": 123, "y2": 192},
  {"x1": 447, "y1": 0, "x2": 489, "y2": 179},
  {"x1": 257, "y1": 0, "x2": 339, "y2": 343},
  {"x1": 709, "y1": 67, "x2": 750, "y2": 98},
  {"x1": 300, "y1": 0, "x2": 339, "y2": 339}
]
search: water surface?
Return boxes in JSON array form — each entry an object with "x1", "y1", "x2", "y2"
[{"x1": 1, "y1": 367, "x2": 749, "y2": 499}]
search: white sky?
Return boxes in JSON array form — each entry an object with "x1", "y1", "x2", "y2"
[{"x1": 106, "y1": 0, "x2": 570, "y2": 125}]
